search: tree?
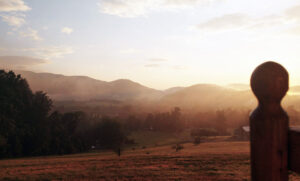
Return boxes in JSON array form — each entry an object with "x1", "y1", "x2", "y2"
[
  {"x1": 143, "y1": 107, "x2": 183, "y2": 132},
  {"x1": 190, "y1": 128, "x2": 219, "y2": 144},
  {"x1": 0, "y1": 70, "x2": 33, "y2": 157},
  {"x1": 170, "y1": 107, "x2": 183, "y2": 132},
  {"x1": 214, "y1": 110, "x2": 228, "y2": 135},
  {"x1": 0, "y1": 70, "x2": 99, "y2": 158},
  {"x1": 124, "y1": 115, "x2": 141, "y2": 132},
  {"x1": 94, "y1": 117, "x2": 126, "y2": 154},
  {"x1": 47, "y1": 111, "x2": 90, "y2": 155},
  {"x1": 0, "y1": 70, "x2": 52, "y2": 157},
  {"x1": 144, "y1": 113, "x2": 154, "y2": 130}
]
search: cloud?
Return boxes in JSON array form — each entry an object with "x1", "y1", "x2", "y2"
[
  {"x1": 61, "y1": 27, "x2": 73, "y2": 34},
  {"x1": 23, "y1": 46, "x2": 74, "y2": 59},
  {"x1": 144, "y1": 63, "x2": 187, "y2": 70},
  {"x1": 0, "y1": 14, "x2": 25, "y2": 27},
  {"x1": 0, "y1": 0, "x2": 31, "y2": 12},
  {"x1": 97, "y1": 0, "x2": 218, "y2": 18},
  {"x1": 0, "y1": 56, "x2": 48, "y2": 70},
  {"x1": 195, "y1": 13, "x2": 287, "y2": 34},
  {"x1": 19, "y1": 28, "x2": 42, "y2": 41},
  {"x1": 282, "y1": 5, "x2": 300, "y2": 35},
  {"x1": 98, "y1": 0, "x2": 153, "y2": 18},
  {"x1": 144, "y1": 58, "x2": 168, "y2": 68},
  {"x1": 145, "y1": 64, "x2": 160, "y2": 67},
  {"x1": 247, "y1": 15, "x2": 284, "y2": 30},
  {"x1": 164, "y1": 0, "x2": 213, "y2": 7},
  {"x1": 194, "y1": 4, "x2": 300, "y2": 35},
  {"x1": 285, "y1": 5, "x2": 300, "y2": 22},
  {"x1": 172, "y1": 65, "x2": 188, "y2": 70},
  {"x1": 0, "y1": 0, "x2": 30, "y2": 28},
  {"x1": 120, "y1": 48, "x2": 138, "y2": 54},
  {"x1": 285, "y1": 26, "x2": 300, "y2": 35},
  {"x1": 149, "y1": 58, "x2": 168, "y2": 62},
  {"x1": 197, "y1": 13, "x2": 251, "y2": 32}
]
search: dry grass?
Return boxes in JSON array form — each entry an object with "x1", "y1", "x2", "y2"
[{"x1": 0, "y1": 141, "x2": 299, "y2": 180}]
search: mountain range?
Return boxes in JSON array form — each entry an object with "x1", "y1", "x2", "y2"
[
  {"x1": 14, "y1": 70, "x2": 300, "y2": 111},
  {"x1": 15, "y1": 70, "x2": 162, "y2": 101}
]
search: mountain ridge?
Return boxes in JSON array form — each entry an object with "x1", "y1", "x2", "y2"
[
  {"x1": 14, "y1": 70, "x2": 162, "y2": 101},
  {"x1": 11, "y1": 70, "x2": 300, "y2": 112}
]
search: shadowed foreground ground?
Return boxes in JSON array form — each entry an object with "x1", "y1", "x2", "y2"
[{"x1": 1, "y1": 142, "x2": 300, "y2": 180}]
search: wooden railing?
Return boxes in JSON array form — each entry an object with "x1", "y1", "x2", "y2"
[{"x1": 250, "y1": 61, "x2": 300, "y2": 181}]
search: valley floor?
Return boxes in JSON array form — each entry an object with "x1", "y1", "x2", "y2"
[{"x1": 1, "y1": 141, "x2": 300, "y2": 181}]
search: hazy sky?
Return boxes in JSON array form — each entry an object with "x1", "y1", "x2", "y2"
[{"x1": 1, "y1": 0, "x2": 300, "y2": 89}]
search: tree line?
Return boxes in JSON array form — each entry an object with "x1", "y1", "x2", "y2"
[
  {"x1": 0, "y1": 70, "x2": 128, "y2": 158},
  {"x1": 2, "y1": 70, "x2": 280, "y2": 158},
  {"x1": 0, "y1": 70, "x2": 187, "y2": 158}
]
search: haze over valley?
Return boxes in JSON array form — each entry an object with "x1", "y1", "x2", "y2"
[
  {"x1": 1, "y1": 0, "x2": 300, "y2": 180},
  {"x1": 14, "y1": 70, "x2": 300, "y2": 114}
]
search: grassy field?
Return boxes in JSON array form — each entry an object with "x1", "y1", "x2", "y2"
[
  {"x1": 128, "y1": 130, "x2": 192, "y2": 147},
  {"x1": 1, "y1": 141, "x2": 300, "y2": 180}
]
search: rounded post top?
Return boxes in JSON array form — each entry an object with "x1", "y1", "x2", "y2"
[{"x1": 251, "y1": 61, "x2": 289, "y2": 103}]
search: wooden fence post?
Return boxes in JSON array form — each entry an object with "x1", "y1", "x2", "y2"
[{"x1": 250, "y1": 61, "x2": 289, "y2": 181}]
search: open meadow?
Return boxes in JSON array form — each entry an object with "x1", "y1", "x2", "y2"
[{"x1": 1, "y1": 140, "x2": 300, "y2": 181}]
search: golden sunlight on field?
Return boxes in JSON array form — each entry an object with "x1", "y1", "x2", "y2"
[{"x1": 0, "y1": 141, "x2": 299, "y2": 181}]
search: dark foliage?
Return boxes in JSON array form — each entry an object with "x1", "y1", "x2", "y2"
[
  {"x1": 0, "y1": 69, "x2": 244, "y2": 159},
  {"x1": 143, "y1": 107, "x2": 183, "y2": 132},
  {"x1": 190, "y1": 128, "x2": 219, "y2": 137},
  {"x1": 193, "y1": 136, "x2": 201, "y2": 145},
  {"x1": 0, "y1": 70, "x2": 53, "y2": 157},
  {"x1": 0, "y1": 70, "x2": 126, "y2": 158},
  {"x1": 191, "y1": 128, "x2": 219, "y2": 145},
  {"x1": 94, "y1": 117, "x2": 125, "y2": 150},
  {"x1": 172, "y1": 143, "x2": 184, "y2": 152}
]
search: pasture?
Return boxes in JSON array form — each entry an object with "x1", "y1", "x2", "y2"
[{"x1": 1, "y1": 141, "x2": 300, "y2": 180}]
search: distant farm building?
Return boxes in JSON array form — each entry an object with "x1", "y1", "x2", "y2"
[{"x1": 232, "y1": 126, "x2": 250, "y2": 141}]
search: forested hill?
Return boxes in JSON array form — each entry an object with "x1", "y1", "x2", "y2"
[
  {"x1": 13, "y1": 70, "x2": 300, "y2": 112},
  {"x1": 15, "y1": 70, "x2": 162, "y2": 101}
]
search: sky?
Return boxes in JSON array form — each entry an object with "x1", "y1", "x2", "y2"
[{"x1": 1, "y1": 0, "x2": 300, "y2": 90}]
